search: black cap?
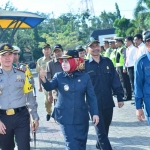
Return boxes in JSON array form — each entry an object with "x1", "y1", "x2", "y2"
[
  {"x1": 76, "y1": 45, "x2": 85, "y2": 52},
  {"x1": 58, "y1": 50, "x2": 79, "y2": 59},
  {"x1": 86, "y1": 37, "x2": 99, "y2": 47},
  {"x1": 0, "y1": 43, "x2": 14, "y2": 54},
  {"x1": 42, "y1": 43, "x2": 51, "y2": 49},
  {"x1": 143, "y1": 30, "x2": 150, "y2": 42},
  {"x1": 53, "y1": 44, "x2": 63, "y2": 52}
]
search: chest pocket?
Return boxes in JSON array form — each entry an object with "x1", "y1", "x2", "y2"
[
  {"x1": 15, "y1": 80, "x2": 24, "y2": 88},
  {"x1": 145, "y1": 69, "x2": 150, "y2": 77}
]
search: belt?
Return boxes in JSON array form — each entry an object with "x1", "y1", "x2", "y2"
[{"x1": 0, "y1": 106, "x2": 26, "y2": 115}]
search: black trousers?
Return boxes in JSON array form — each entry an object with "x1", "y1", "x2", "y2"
[
  {"x1": 117, "y1": 66, "x2": 132, "y2": 100},
  {"x1": 127, "y1": 66, "x2": 134, "y2": 91},
  {"x1": 0, "y1": 108, "x2": 30, "y2": 150},
  {"x1": 95, "y1": 108, "x2": 113, "y2": 150}
]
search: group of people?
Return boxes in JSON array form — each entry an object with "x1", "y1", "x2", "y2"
[{"x1": 0, "y1": 30, "x2": 150, "y2": 150}]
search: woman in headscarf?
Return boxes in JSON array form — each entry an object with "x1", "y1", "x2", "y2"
[{"x1": 39, "y1": 50, "x2": 99, "y2": 150}]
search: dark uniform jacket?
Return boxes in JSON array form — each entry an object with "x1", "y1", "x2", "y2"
[
  {"x1": 42, "y1": 71, "x2": 98, "y2": 124},
  {"x1": 85, "y1": 56, "x2": 124, "y2": 109}
]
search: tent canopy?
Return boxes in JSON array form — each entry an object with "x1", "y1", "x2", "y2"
[
  {"x1": 0, "y1": 10, "x2": 45, "y2": 44},
  {"x1": 0, "y1": 10, "x2": 45, "y2": 28}
]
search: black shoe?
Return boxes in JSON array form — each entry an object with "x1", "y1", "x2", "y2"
[
  {"x1": 46, "y1": 114, "x2": 51, "y2": 121},
  {"x1": 131, "y1": 102, "x2": 135, "y2": 105},
  {"x1": 96, "y1": 142, "x2": 101, "y2": 149}
]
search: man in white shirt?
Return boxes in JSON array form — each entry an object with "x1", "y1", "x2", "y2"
[
  {"x1": 134, "y1": 34, "x2": 147, "y2": 61},
  {"x1": 124, "y1": 36, "x2": 138, "y2": 91}
]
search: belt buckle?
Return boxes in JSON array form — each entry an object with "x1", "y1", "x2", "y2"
[{"x1": 6, "y1": 109, "x2": 15, "y2": 115}]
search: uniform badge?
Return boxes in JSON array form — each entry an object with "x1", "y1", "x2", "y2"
[
  {"x1": 17, "y1": 75, "x2": 21, "y2": 80},
  {"x1": 78, "y1": 79, "x2": 81, "y2": 82},
  {"x1": 64, "y1": 85, "x2": 69, "y2": 91},
  {"x1": 107, "y1": 66, "x2": 109, "y2": 69},
  {"x1": 0, "y1": 91, "x2": 2, "y2": 95}
]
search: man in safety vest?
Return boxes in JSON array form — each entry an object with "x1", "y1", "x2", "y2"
[{"x1": 115, "y1": 37, "x2": 132, "y2": 101}]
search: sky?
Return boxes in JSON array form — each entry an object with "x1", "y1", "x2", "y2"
[{"x1": 0, "y1": 0, "x2": 138, "y2": 19}]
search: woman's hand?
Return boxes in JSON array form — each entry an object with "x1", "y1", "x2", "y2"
[{"x1": 93, "y1": 115, "x2": 99, "y2": 126}]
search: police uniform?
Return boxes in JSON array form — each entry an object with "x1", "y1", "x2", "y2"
[
  {"x1": 134, "y1": 31, "x2": 150, "y2": 125},
  {"x1": 109, "y1": 40, "x2": 117, "y2": 67},
  {"x1": 36, "y1": 44, "x2": 52, "y2": 118},
  {"x1": 42, "y1": 50, "x2": 99, "y2": 150},
  {"x1": 0, "y1": 43, "x2": 39, "y2": 150},
  {"x1": 103, "y1": 39, "x2": 112, "y2": 58},
  {"x1": 115, "y1": 37, "x2": 132, "y2": 101},
  {"x1": 85, "y1": 37, "x2": 124, "y2": 150}
]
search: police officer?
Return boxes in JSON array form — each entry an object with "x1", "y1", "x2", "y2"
[
  {"x1": 40, "y1": 50, "x2": 99, "y2": 150},
  {"x1": 46, "y1": 44, "x2": 63, "y2": 107},
  {"x1": 0, "y1": 43, "x2": 39, "y2": 150},
  {"x1": 76, "y1": 45, "x2": 86, "y2": 59},
  {"x1": 134, "y1": 30, "x2": 150, "y2": 126},
  {"x1": 85, "y1": 37, "x2": 124, "y2": 150},
  {"x1": 109, "y1": 40, "x2": 117, "y2": 67},
  {"x1": 36, "y1": 43, "x2": 52, "y2": 121},
  {"x1": 115, "y1": 37, "x2": 132, "y2": 101},
  {"x1": 104, "y1": 39, "x2": 111, "y2": 58}
]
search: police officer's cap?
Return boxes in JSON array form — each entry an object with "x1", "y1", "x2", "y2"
[
  {"x1": 109, "y1": 39, "x2": 116, "y2": 43},
  {"x1": 103, "y1": 39, "x2": 110, "y2": 43},
  {"x1": 58, "y1": 50, "x2": 79, "y2": 59},
  {"x1": 86, "y1": 37, "x2": 99, "y2": 47},
  {"x1": 53, "y1": 44, "x2": 63, "y2": 52},
  {"x1": 114, "y1": 37, "x2": 124, "y2": 42},
  {"x1": 43, "y1": 43, "x2": 51, "y2": 49},
  {"x1": 143, "y1": 30, "x2": 150, "y2": 43},
  {"x1": 76, "y1": 45, "x2": 85, "y2": 52},
  {"x1": 12, "y1": 46, "x2": 20, "y2": 53},
  {"x1": 0, "y1": 43, "x2": 14, "y2": 54}
]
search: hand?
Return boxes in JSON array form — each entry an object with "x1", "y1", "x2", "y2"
[
  {"x1": 39, "y1": 66, "x2": 47, "y2": 82},
  {"x1": 118, "y1": 102, "x2": 124, "y2": 108},
  {"x1": 32, "y1": 120, "x2": 39, "y2": 132},
  {"x1": 123, "y1": 69, "x2": 127, "y2": 73},
  {"x1": 136, "y1": 109, "x2": 145, "y2": 122},
  {"x1": 0, "y1": 121, "x2": 6, "y2": 135},
  {"x1": 48, "y1": 95, "x2": 53, "y2": 103},
  {"x1": 93, "y1": 115, "x2": 99, "y2": 126},
  {"x1": 38, "y1": 86, "x2": 43, "y2": 92}
]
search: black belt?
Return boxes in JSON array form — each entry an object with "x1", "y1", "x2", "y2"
[{"x1": 0, "y1": 106, "x2": 26, "y2": 115}]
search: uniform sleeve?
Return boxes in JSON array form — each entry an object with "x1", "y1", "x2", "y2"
[
  {"x1": 42, "y1": 73, "x2": 58, "y2": 91},
  {"x1": 36, "y1": 59, "x2": 40, "y2": 73},
  {"x1": 85, "y1": 74, "x2": 99, "y2": 116},
  {"x1": 26, "y1": 91, "x2": 39, "y2": 120},
  {"x1": 46, "y1": 61, "x2": 52, "y2": 80},
  {"x1": 109, "y1": 60, "x2": 124, "y2": 102},
  {"x1": 134, "y1": 60, "x2": 144, "y2": 109}
]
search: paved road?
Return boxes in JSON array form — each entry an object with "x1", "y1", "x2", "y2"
[{"x1": 30, "y1": 73, "x2": 150, "y2": 150}]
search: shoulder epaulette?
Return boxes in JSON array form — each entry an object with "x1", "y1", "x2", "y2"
[
  {"x1": 15, "y1": 67, "x2": 25, "y2": 73},
  {"x1": 19, "y1": 63, "x2": 27, "y2": 66}
]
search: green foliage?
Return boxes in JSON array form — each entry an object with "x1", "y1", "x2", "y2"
[{"x1": 1, "y1": 0, "x2": 150, "y2": 61}]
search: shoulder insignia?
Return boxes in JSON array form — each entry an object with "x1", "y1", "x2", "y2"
[{"x1": 15, "y1": 67, "x2": 25, "y2": 73}]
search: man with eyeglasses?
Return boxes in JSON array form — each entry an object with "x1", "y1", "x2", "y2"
[{"x1": 134, "y1": 30, "x2": 150, "y2": 127}]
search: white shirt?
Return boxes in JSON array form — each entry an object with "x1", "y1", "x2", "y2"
[
  {"x1": 135, "y1": 42, "x2": 147, "y2": 61},
  {"x1": 125, "y1": 44, "x2": 137, "y2": 67}
]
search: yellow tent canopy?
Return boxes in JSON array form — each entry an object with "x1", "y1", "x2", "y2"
[{"x1": 0, "y1": 10, "x2": 45, "y2": 43}]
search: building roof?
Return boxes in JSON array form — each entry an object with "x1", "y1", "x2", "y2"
[{"x1": 91, "y1": 28, "x2": 115, "y2": 38}]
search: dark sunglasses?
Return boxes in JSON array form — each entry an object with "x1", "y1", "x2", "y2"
[{"x1": 13, "y1": 53, "x2": 19, "y2": 55}]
